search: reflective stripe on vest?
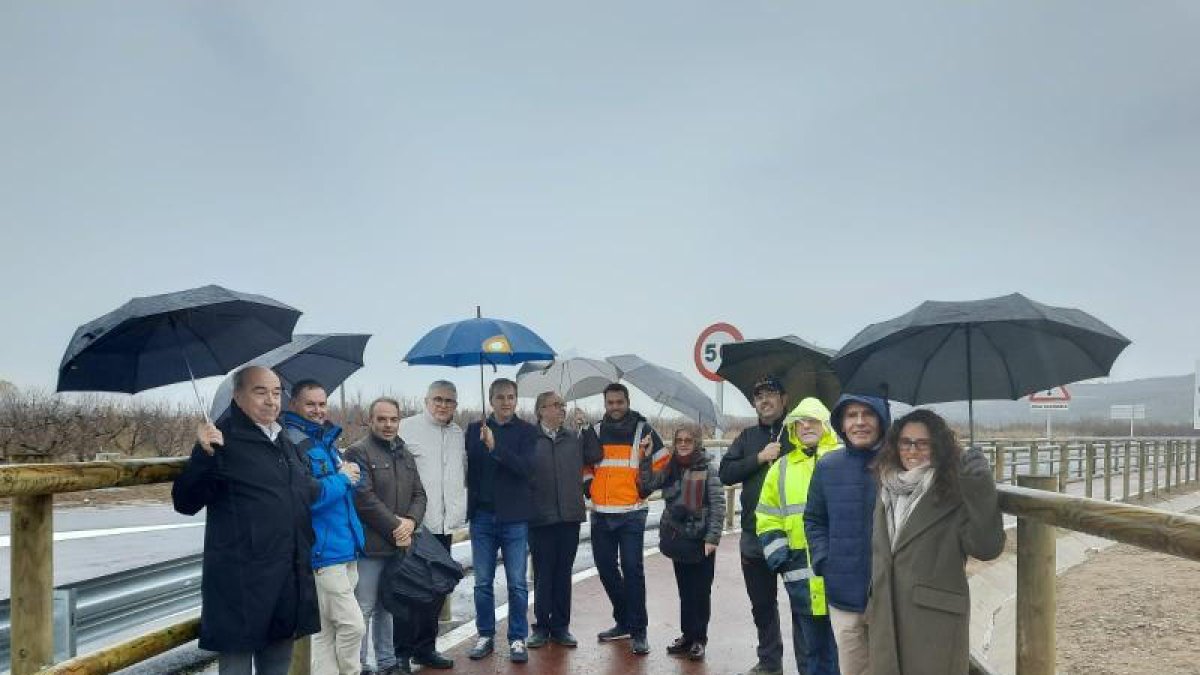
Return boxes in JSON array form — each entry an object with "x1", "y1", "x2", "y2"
[
  {"x1": 762, "y1": 537, "x2": 789, "y2": 560},
  {"x1": 782, "y1": 567, "x2": 814, "y2": 583}
]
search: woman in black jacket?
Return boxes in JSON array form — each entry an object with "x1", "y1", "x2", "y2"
[
  {"x1": 638, "y1": 427, "x2": 726, "y2": 661},
  {"x1": 526, "y1": 391, "x2": 603, "y2": 648}
]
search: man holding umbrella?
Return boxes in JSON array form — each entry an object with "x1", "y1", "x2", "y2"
[
  {"x1": 718, "y1": 376, "x2": 795, "y2": 675},
  {"x1": 281, "y1": 380, "x2": 366, "y2": 675},
  {"x1": 175, "y1": 366, "x2": 322, "y2": 675}
]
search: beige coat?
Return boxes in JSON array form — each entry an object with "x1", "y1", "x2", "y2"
[{"x1": 867, "y1": 469, "x2": 1005, "y2": 675}]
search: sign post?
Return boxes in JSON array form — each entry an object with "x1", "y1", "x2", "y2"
[
  {"x1": 1111, "y1": 404, "x2": 1146, "y2": 438},
  {"x1": 1029, "y1": 386, "x2": 1071, "y2": 439},
  {"x1": 694, "y1": 322, "x2": 743, "y2": 438}
]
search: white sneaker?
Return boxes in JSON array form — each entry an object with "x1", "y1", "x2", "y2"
[{"x1": 510, "y1": 639, "x2": 528, "y2": 663}]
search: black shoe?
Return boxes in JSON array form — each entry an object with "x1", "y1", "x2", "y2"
[
  {"x1": 386, "y1": 661, "x2": 412, "y2": 675},
  {"x1": 666, "y1": 635, "x2": 692, "y2": 656},
  {"x1": 597, "y1": 625, "x2": 632, "y2": 641},
  {"x1": 687, "y1": 642, "x2": 706, "y2": 661},
  {"x1": 631, "y1": 635, "x2": 650, "y2": 655},
  {"x1": 509, "y1": 639, "x2": 529, "y2": 663},
  {"x1": 411, "y1": 651, "x2": 453, "y2": 669},
  {"x1": 468, "y1": 636, "x2": 495, "y2": 660},
  {"x1": 526, "y1": 630, "x2": 549, "y2": 648},
  {"x1": 551, "y1": 631, "x2": 578, "y2": 647}
]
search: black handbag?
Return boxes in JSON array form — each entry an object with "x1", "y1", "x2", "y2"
[{"x1": 658, "y1": 515, "x2": 706, "y2": 564}]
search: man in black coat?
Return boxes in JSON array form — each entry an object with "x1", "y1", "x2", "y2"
[
  {"x1": 718, "y1": 376, "x2": 799, "y2": 675},
  {"x1": 173, "y1": 366, "x2": 321, "y2": 675}
]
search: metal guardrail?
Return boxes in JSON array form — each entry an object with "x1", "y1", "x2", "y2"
[{"x1": 0, "y1": 554, "x2": 202, "y2": 671}]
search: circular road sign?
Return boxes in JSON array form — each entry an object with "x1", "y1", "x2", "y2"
[{"x1": 694, "y1": 322, "x2": 744, "y2": 382}]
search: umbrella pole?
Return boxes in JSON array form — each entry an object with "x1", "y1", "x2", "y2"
[
  {"x1": 965, "y1": 325, "x2": 975, "y2": 448},
  {"x1": 170, "y1": 316, "x2": 211, "y2": 423}
]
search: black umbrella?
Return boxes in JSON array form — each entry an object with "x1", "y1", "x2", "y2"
[
  {"x1": 208, "y1": 333, "x2": 372, "y2": 423},
  {"x1": 717, "y1": 335, "x2": 842, "y2": 409},
  {"x1": 830, "y1": 292, "x2": 1131, "y2": 442},
  {"x1": 57, "y1": 285, "x2": 301, "y2": 418}
]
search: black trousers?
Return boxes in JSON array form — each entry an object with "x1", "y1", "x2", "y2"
[
  {"x1": 672, "y1": 554, "x2": 716, "y2": 643},
  {"x1": 741, "y1": 554, "x2": 807, "y2": 673},
  {"x1": 393, "y1": 533, "x2": 453, "y2": 658},
  {"x1": 529, "y1": 521, "x2": 582, "y2": 634}
]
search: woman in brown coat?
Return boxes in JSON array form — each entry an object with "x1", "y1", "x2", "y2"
[{"x1": 867, "y1": 409, "x2": 1005, "y2": 675}]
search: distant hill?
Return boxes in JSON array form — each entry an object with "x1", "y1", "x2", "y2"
[{"x1": 916, "y1": 374, "x2": 1196, "y2": 426}]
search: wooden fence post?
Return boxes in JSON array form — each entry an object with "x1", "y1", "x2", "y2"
[
  {"x1": 1103, "y1": 441, "x2": 1113, "y2": 501},
  {"x1": 1137, "y1": 441, "x2": 1146, "y2": 500},
  {"x1": 1084, "y1": 443, "x2": 1095, "y2": 498},
  {"x1": 1152, "y1": 441, "x2": 1160, "y2": 497},
  {"x1": 994, "y1": 443, "x2": 1006, "y2": 483},
  {"x1": 1058, "y1": 444, "x2": 1069, "y2": 493},
  {"x1": 725, "y1": 486, "x2": 736, "y2": 529},
  {"x1": 1030, "y1": 442, "x2": 1039, "y2": 479},
  {"x1": 1016, "y1": 474, "x2": 1058, "y2": 675},
  {"x1": 11, "y1": 494, "x2": 54, "y2": 675},
  {"x1": 287, "y1": 636, "x2": 310, "y2": 675},
  {"x1": 1175, "y1": 440, "x2": 1183, "y2": 488}
]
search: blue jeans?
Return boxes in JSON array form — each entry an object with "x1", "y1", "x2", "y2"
[
  {"x1": 590, "y1": 509, "x2": 648, "y2": 636},
  {"x1": 470, "y1": 511, "x2": 529, "y2": 641}
]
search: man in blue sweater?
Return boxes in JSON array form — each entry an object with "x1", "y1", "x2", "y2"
[
  {"x1": 282, "y1": 380, "x2": 367, "y2": 675},
  {"x1": 803, "y1": 394, "x2": 890, "y2": 675},
  {"x1": 464, "y1": 378, "x2": 537, "y2": 664}
]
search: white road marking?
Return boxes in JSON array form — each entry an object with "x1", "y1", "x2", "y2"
[{"x1": 0, "y1": 522, "x2": 203, "y2": 548}]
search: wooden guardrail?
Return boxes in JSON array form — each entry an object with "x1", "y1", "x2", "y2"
[{"x1": 2, "y1": 437, "x2": 1198, "y2": 675}]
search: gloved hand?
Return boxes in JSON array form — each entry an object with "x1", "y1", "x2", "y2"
[{"x1": 960, "y1": 448, "x2": 992, "y2": 478}]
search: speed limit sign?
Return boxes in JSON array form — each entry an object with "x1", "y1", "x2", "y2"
[{"x1": 694, "y1": 323, "x2": 744, "y2": 382}]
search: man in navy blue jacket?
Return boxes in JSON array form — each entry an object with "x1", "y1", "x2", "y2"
[
  {"x1": 803, "y1": 394, "x2": 890, "y2": 675},
  {"x1": 281, "y1": 380, "x2": 367, "y2": 675},
  {"x1": 464, "y1": 378, "x2": 537, "y2": 664}
]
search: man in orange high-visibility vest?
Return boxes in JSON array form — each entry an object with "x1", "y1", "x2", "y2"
[{"x1": 581, "y1": 383, "x2": 667, "y2": 656}]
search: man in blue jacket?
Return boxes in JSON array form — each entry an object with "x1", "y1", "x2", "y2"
[
  {"x1": 464, "y1": 378, "x2": 537, "y2": 664},
  {"x1": 282, "y1": 380, "x2": 367, "y2": 675},
  {"x1": 803, "y1": 394, "x2": 890, "y2": 675}
]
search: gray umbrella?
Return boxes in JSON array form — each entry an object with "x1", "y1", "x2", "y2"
[
  {"x1": 209, "y1": 333, "x2": 371, "y2": 422},
  {"x1": 830, "y1": 292, "x2": 1131, "y2": 441},
  {"x1": 607, "y1": 354, "x2": 720, "y2": 427},
  {"x1": 515, "y1": 357, "x2": 618, "y2": 401}
]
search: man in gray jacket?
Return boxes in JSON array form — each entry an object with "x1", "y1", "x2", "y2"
[{"x1": 397, "y1": 381, "x2": 467, "y2": 537}]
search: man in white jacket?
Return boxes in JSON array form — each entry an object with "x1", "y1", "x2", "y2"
[{"x1": 397, "y1": 380, "x2": 468, "y2": 538}]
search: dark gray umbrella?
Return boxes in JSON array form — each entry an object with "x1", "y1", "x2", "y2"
[
  {"x1": 607, "y1": 354, "x2": 720, "y2": 427},
  {"x1": 717, "y1": 335, "x2": 841, "y2": 409},
  {"x1": 209, "y1": 333, "x2": 372, "y2": 422},
  {"x1": 56, "y1": 285, "x2": 301, "y2": 416},
  {"x1": 831, "y1": 293, "x2": 1131, "y2": 441}
]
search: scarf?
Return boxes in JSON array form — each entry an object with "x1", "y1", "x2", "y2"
[
  {"x1": 880, "y1": 464, "x2": 935, "y2": 549},
  {"x1": 672, "y1": 453, "x2": 707, "y2": 515}
]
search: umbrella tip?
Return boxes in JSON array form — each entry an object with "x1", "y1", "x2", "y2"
[{"x1": 476, "y1": 305, "x2": 482, "y2": 318}]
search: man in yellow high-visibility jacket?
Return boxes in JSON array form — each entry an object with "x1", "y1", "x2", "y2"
[{"x1": 756, "y1": 397, "x2": 840, "y2": 675}]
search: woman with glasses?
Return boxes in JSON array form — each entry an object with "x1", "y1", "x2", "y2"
[
  {"x1": 524, "y1": 392, "x2": 604, "y2": 649},
  {"x1": 638, "y1": 427, "x2": 726, "y2": 662},
  {"x1": 867, "y1": 409, "x2": 1005, "y2": 674}
]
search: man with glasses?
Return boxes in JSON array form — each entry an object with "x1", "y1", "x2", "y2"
[
  {"x1": 526, "y1": 392, "x2": 603, "y2": 649},
  {"x1": 718, "y1": 376, "x2": 795, "y2": 675},
  {"x1": 392, "y1": 382, "x2": 467, "y2": 670}
]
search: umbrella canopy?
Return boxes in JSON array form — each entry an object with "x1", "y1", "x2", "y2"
[
  {"x1": 403, "y1": 316, "x2": 555, "y2": 367},
  {"x1": 57, "y1": 284, "x2": 301, "y2": 395},
  {"x1": 515, "y1": 357, "x2": 618, "y2": 401},
  {"x1": 607, "y1": 354, "x2": 720, "y2": 427},
  {"x1": 831, "y1": 292, "x2": 1131, "y2": 439},
  {"x1": 209, "y1": 333, "x2": 371, "y2": 422},
  {"x1": 717, "y1": 335, "x2": 841, "y2": 409}
]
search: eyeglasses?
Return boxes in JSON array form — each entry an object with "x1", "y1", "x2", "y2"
[
  {"x1": 897, "y1": 438, "x2": 932, "y2": 452},
  {"x1": 796, "y1": 417, "x2": 823, "y2": 427},
  {"x1": 430, "y1": 396, "x2": 458, "y2": 407},
  {"x1": 540, "y1": 401, "x2": 566, "y2": 409}
]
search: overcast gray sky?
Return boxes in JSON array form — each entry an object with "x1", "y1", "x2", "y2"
[{"x1": 2, "y1": 2, "x2": 1197, "y2": 418}]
